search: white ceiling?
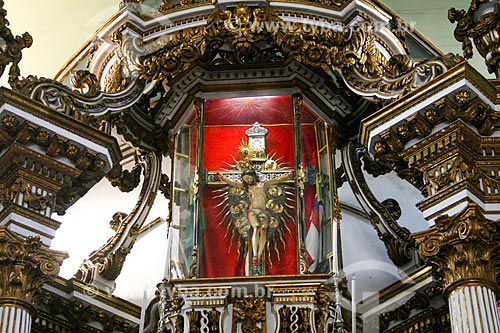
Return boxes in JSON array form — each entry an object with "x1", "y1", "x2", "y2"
[
  {"x1": 1, "y1": 0, "x2": 117, "y2": 85},
  {"x1": 1, "y1": 0, "x2": 491, "y2": 87}
]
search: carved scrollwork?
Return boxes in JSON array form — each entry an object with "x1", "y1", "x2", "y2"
[
  {"x1": 70, "y1": 70, "x2": 100, "y2": 97},
  {"x1": 343, "y1": 53, "x2": 463, "y2": 100},
  {"x1": 11, "y1": 74, "x2": 145, "y2": 126},
  {"x1": 342, "y1": 142, "x2": 416, "y2": 267},
  {"x1": 412, "y1": 203, "x2": 500, "y2": 294},
  {"x1": 75, "y1": 151, "x2": 162, "y2": 290},
  {"x1": 121, "y1": 3, "x2": 457, "y2": 100},
  {"x1": 7, "y1": 29, "x2": 145, "y2": 126}
]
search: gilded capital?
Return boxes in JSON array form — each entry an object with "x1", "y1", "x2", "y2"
[
  {"x1": 0, "y1": 227, "x2": 68, "y2": 314},
  {"x1": 412, "y1": 204, "x2": 500, "y2": 295}
]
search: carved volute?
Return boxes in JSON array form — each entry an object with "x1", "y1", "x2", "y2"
[
  {"x1": 412, "y1": 204, "x2": 500, "y2": 295},
  {"x1": 0, "y1": 226, "x2": 67, "y2": 315}
]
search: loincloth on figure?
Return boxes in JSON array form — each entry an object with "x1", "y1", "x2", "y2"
[{"x1": 247, "y1": 208, "x2": 271, "y2": 224}]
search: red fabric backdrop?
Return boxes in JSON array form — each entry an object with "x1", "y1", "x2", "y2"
[{"x1": 199, "y1": 96, "x2": 319, "y2": 277}]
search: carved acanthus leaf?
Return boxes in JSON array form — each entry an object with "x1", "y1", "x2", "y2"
[
  {"x1": 0, "y1": 227, "x2": 67, "y2": 312},
  {"x1": 412, "y1": 203, "x2": 500, "y2": 293},
  {"x1": 232, "y1": 295, "x2": 267, "y2": 330}
]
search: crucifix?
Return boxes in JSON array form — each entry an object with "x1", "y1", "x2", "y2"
[{"x1": 208, "y1": 122, "x2": 295, "y2": 276}]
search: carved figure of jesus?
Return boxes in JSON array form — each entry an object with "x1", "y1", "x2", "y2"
[{"x1": 216, "y1": 169, "x2": 294, "y2": 267}]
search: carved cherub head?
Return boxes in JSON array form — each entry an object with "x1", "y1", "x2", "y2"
[{"x1": 234, "y1": 4, "x2": 251, "y2": 27}]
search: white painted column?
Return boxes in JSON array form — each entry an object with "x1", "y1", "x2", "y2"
[
  {"x1": 448, "y1": 285, "x2": 500, "y2": 333},
  {"x1": 0, "y1": 305, "x2": 32, "y2": 333}
]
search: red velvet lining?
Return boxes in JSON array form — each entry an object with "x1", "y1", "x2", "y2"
[{"x1": 199, "y1": 96, "x2": 319, "y2": 277}]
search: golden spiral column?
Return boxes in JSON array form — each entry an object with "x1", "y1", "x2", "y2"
[
  {"x1": 412, "y1": 204, "x2": 500, "y2": 333},
  {"x1": 0, "y1": 227, "x2": 67, "y2": 333}
]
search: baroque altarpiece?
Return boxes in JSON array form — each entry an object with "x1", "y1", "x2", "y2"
[{"x1": 0, "y1": 0, "x2": 500, "y2": 332}]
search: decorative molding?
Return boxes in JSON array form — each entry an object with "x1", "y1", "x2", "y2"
[
  {"x1": 155, "y1": 59, "x2": 355, "y2": 130},
  {"x1": 396, "y1": 121, "x2": 500, "y2": 214},
  {"x1": 384, "y1": 306, "x2": 451, "y2": 333},
  {"x1": 36, "y1": 284, "x2": 140, "y2": 333},
  {"x1": 378, "y1": 289, "x2": 438, "y2": 331},
  {"x1": 359, "y1": 63, "x2": 498, "y2": 154},
  {"x1": 157, "y1": 277, "x2": 338, "y2": 332},
  {"x1": 116, "y1": 3, "x2": 457, "y2": 101},
  {"x1": 11, "y1": 74, "x2": 145, "y2": 126},
  {"x1": 0, "y1": 88, "x2": 122, "y2": 216},
  {"x1": 359, "y1": 67, "x2": 500, "y2": 219}
]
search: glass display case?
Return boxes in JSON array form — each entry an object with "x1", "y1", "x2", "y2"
[{"x1": 168, "y1": 95, "x2": 337, "y2": 278}]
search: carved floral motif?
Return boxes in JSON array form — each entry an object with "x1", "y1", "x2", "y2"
[
  {"x1": 232, "y1": 295, "x2": 266, "y2": 333},
  {"x1": 0, "y1": 177, "x2": 54, "y2": 211},
  {"x1": 122, "y1": 4, "x2": 457, "y2": 100}
]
